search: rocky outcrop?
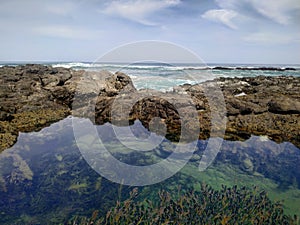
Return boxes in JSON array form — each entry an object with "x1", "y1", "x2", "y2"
[
  {"x1": 0, "y1": 65, "x2": 135, "y2": 151},
  {"x1": 0, "y1": 65, "x2": 299, "y2": 151},
  {"x1": 200, "y1": 76, "x2": 300, "y2": 147},
  {"x1": 0, "y1": 64, "x2": 77, "y2": 151},
  {"x1": 119, "y1": 76, "x2": 300, "y2": 147}
]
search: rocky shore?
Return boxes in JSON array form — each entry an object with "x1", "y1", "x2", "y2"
[{"x1": 0, "y1": 64, "x2": 299, "y2": 151}]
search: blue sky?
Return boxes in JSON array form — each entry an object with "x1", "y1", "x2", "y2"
[{"x1": 0, "y1": 0, "x2": 299, "y2": 64}]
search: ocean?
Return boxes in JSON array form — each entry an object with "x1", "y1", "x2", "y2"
[{"x1": 1, "y1": 62, "x2": 300, "y2": 91}]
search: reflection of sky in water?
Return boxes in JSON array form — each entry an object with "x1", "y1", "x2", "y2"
[{"x1": 0, "y1": 117, "x2": 299, "y2": 224}]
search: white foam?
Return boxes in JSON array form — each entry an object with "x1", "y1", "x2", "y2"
[
  {"x1": 235, "y1": 92, "x2": 247, "y2": 97},
  {"x1": 52, "y1": 62, "x2": 93, "y2": 68}
]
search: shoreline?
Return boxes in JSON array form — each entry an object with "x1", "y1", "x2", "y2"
[{"x1": 0, "y1": 64, "x2": 299, "y2": 151}]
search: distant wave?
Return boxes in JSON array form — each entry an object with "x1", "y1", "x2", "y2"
[
  {"x1": 212, "y1": 66, "x2": 297, "y2": 71},
  {"x1": 52, "y1": 62, "x2": 94, "y2": 68},
  {"x1": 2, "y1": 62, "x2": 298, "y2": 72},
  {"x1": 50, "y1": 62, "x2": 299, "y2": 72},
  {"x1": 1, "y1": 62, "x2": 299, "y2": 92},
  {"x1": 51, "y1": 62, "x2": 209, "y2": 71}
]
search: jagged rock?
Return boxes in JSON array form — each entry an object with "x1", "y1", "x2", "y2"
[{"x1": 0, "y1": 65, "x2": 299, "y2": 152}]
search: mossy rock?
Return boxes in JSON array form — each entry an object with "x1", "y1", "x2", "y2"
[
  {"x1": 0, "y1": 133, "x2": 17, "y2": 152},
  {"x1": 0, "y1": 108, "x2": 70, "y2": 152}
]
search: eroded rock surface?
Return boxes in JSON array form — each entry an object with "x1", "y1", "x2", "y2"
[{"x1": 0, "y1": 65, "x2": 299, "y2": 151}]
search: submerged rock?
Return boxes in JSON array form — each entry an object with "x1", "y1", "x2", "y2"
[{"x1": 240, "y1": 158, "x2": 254, "y2": 173}]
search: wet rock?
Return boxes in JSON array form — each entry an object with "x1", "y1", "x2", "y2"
[
  {"x1": 0, "y1": 65, "x2": 299, "y2": 152},
  {"x1": 184, "y1": 76, "x2": 300, "y2": 148},
  {"x1": 268, "y1": 97, "x2": 300, "y2": 114},
  {"x1": 0, "y1": 65, "x2": 137, "y2": 151}
]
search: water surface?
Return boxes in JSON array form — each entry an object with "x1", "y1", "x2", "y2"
[{"x1": 0, "y1": 117, "x2": 299, "y2": 224}]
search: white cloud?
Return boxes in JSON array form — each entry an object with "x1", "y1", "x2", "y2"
[
  {"x1": 101, "y1": 0, "x2": 180, "y2": 26},
  {"x1": 248, "y1": 0, "x2": 300, "y2": 25},
  {"x1": 34, "y1": 25, "x2": 102, "y2": 40},
  {"x1": 215, "y1": 0, "x2": 300, "y2": 25},
  {"x1": 202, "y1": 9, "x2": 238, "y2": 29}
]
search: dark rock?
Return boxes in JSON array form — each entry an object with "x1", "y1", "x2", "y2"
[
  {"x1": 213, "y1": 66, "x2": 233, "y2": 70},
  {"x1": 236, "y1": 67, "x2": 288, "y2": 71},
  {"x1": 0, "y1": 64, "x2": 299, "y2": 152},
  {"x1": 285, "y1": 67, "x2": 296, "y2": 71},
  {"x1": 183, "y1": 76, "x2": 300, "y2": 147},
  {"x1": 268, "y1": 97, "x2": 300, "y2": 114},
  {"x1": 0, "y1": 111, "x2": 13, "y2": 121}
]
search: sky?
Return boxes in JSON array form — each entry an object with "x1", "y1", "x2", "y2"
[{"x1": 0, "y1": 0, "x2": 299, "y2": 64}]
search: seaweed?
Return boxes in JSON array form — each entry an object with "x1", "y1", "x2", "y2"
[
  {"x1": 1, "y1": 118, "x2": 300, "y2": 224},
  {"x1": 69, "y1": 184, "x2": 299, "y2": 225}
]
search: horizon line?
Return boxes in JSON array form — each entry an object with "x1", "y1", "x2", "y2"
[{"x1": 0, "y1": 60, "x2": 300, "y2": 66}]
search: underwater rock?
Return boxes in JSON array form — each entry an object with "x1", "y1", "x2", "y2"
[
  {"x1": 190, "y1": 153, "x2": 201, "y2": 162},
  {"x1": 240, "y1": 158, "x2": 254, "y2": 173}
]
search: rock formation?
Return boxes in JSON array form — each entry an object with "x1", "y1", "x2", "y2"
[{"x1": 0, "y1": 64, "x2": 299, "y2": 151}]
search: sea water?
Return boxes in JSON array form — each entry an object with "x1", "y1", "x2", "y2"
[
  {"x1": 0, "y1": 62, "x2": 300, "y2": 224},
  {"x1": 50, "y1": 62, "x2": 300, "y2": 91},
  {"x1": 1, "y1": 62, "x2": 300, "y2": 91},
  {"x1": 0, "y1": 117, "x2": 299, "y2": 224}
]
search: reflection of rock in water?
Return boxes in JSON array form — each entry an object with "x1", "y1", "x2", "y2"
[
  {"x1": 1, "y1": 64, "x2": 300, "y2": 152},
  {"x1": 0, "y1": 116, "x2": 299, "y2": 223},
  {"x1": 0, "y1": 118, "x2": 133, "y2": 224},
  {"x1": 217, "y1": 136, "x2": 300, "y2": 189}
]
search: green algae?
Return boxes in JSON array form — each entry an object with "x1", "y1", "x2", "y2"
[
  {"x1": 70, "y1": 185, "x2": 299, "y2": 225},
  {"x1": 1, "y1": 117, "x2": 300, "y2": 224},
  {"x1": 0, "y1": 108, "x2": 70, "y2": 152},
  {"x1": 68, "y1": 183, "x2": 88, "y2": 191},
  {"x1": 181, "y1": 162, "x2": 300, "y2": 217},
  {"x1": 55, "y1": 154, "x2": 63, "y2": 161},
  {"x1": 95, "y1": 177, "x2": 102, "y2": 191}
]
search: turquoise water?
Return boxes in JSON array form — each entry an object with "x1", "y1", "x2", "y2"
[
  {"x1": 54, "y1": 62, "x2": 300, "y2": 91},
  {"x1": 1, "y1": 62, "x2": 300, "y2": 91},
  {"x1": 0, "y1": 117, "x2": 300, "y2": 224}
]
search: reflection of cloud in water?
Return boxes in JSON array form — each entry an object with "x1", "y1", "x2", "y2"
[
  {"x1": 0, "y1": 116, "x2": 299, "y2": 222},
  {"x1": 0, "y1": 151, "x2": 33, "y2": 192}
]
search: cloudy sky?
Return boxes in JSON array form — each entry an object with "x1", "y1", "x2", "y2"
[{"x1": 0, "y1": 0, "x2": 299, "y2": 64}]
